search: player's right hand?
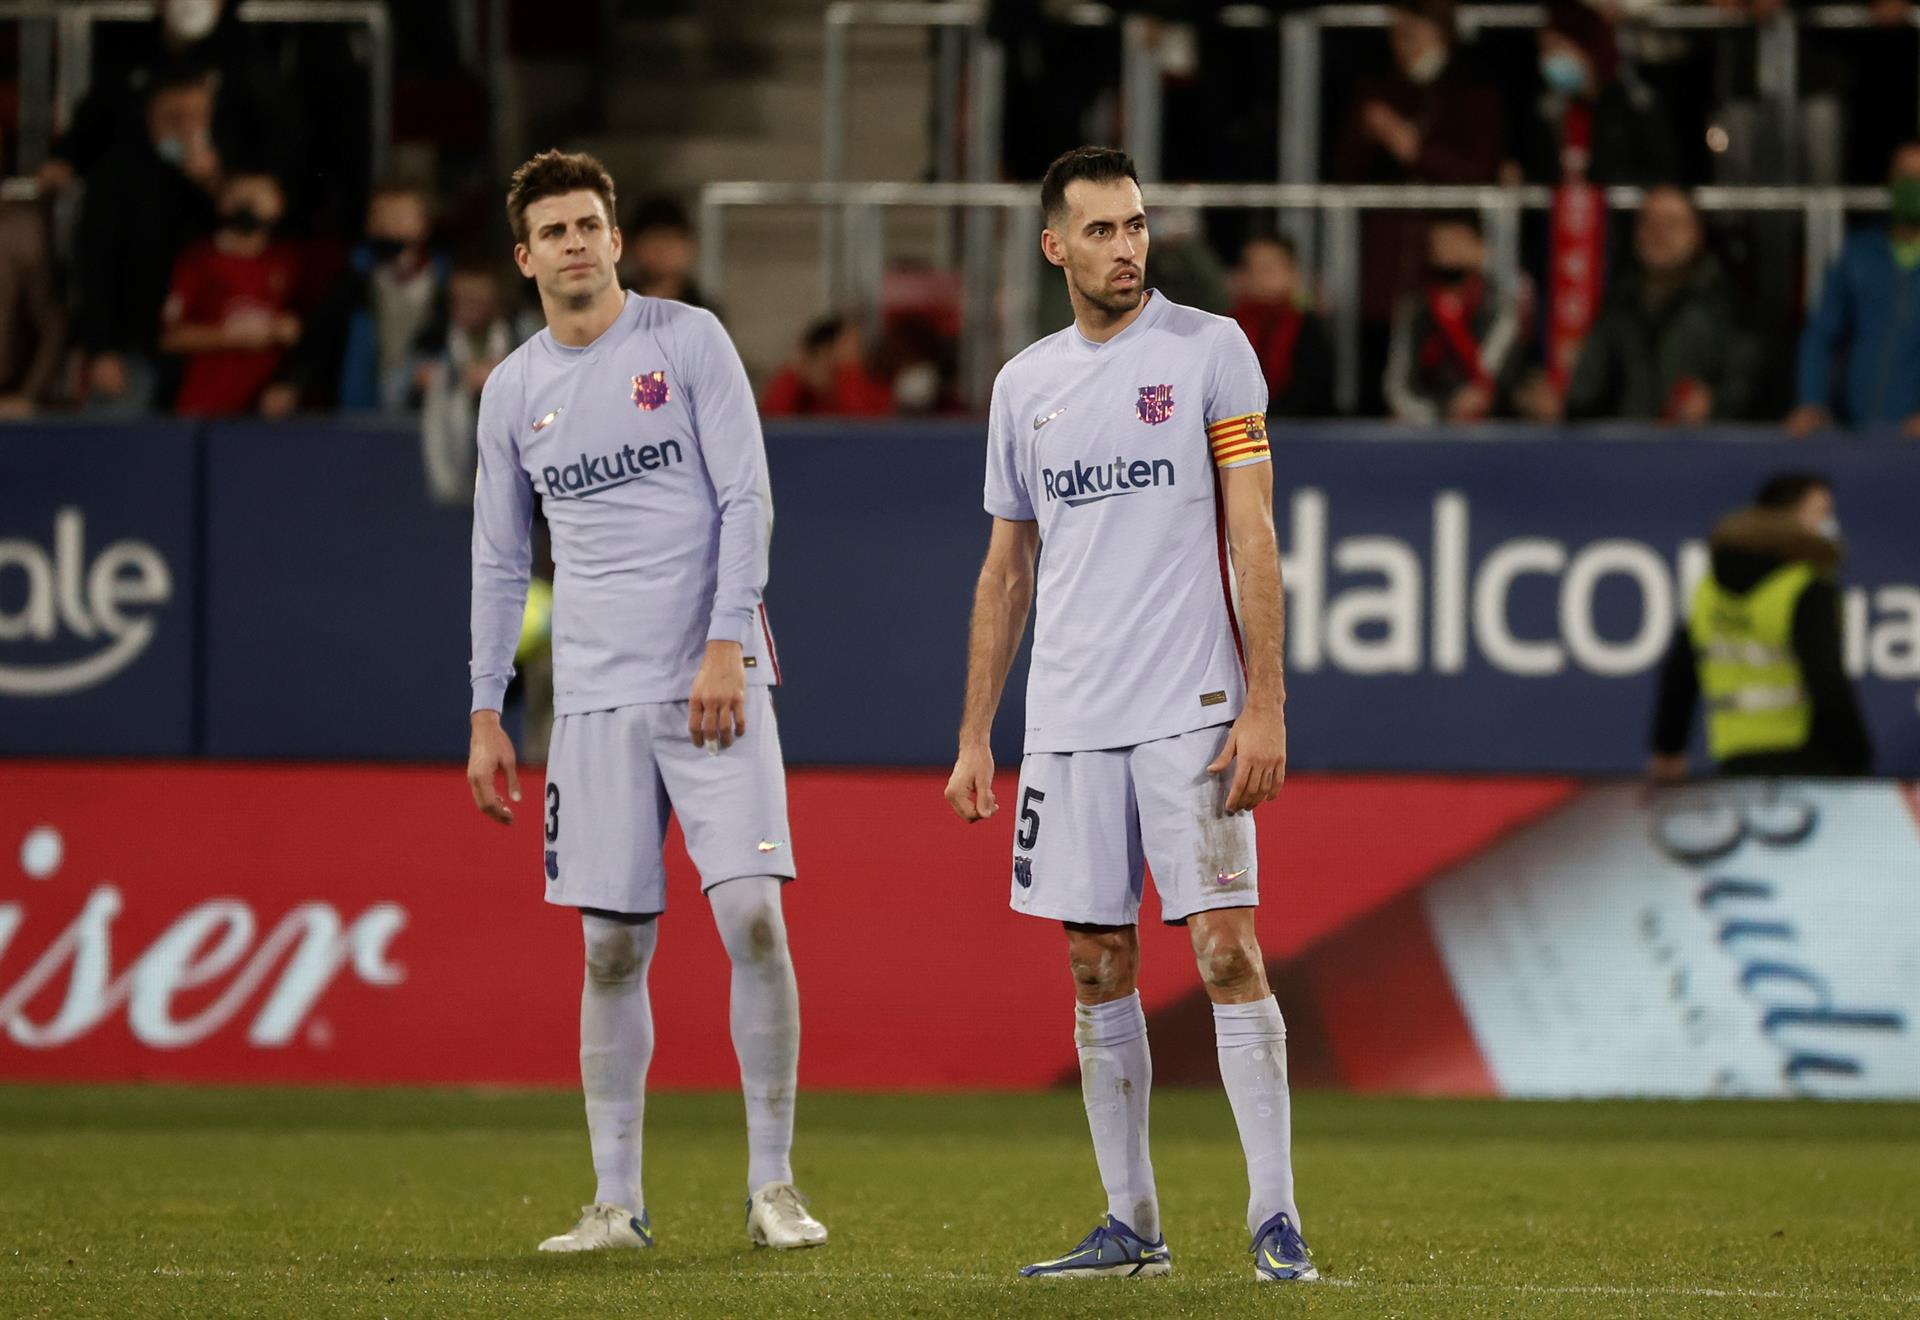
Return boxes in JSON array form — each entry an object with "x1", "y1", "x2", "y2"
[
  {"x1": 944, "y1": 744, "x2": 998, "y2": 823},
  {"x1": 467, "y1": 713, "x2": 521, "y2": 825}
]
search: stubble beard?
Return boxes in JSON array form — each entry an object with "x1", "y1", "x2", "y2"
[
  {"x1": 550, "y1": 265, "x2": 611, "y2": 312},
  {"x1": 1072, "y1": 269, "x2": 1144, "y2": 318}
]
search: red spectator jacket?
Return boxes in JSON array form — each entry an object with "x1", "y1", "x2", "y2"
[{"x1": 163, "y1": 240, "x2": 300, "y2": 417}]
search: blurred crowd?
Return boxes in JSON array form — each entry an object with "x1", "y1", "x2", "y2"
[
  {"x1": 12, "y1": 0, "x2": 1920, "y2": 438},
  {"x1": 971, "y1": 0, "x2": 1920, "y2": 434},
  {"x1": 6, "y1": 0, "x2": 498, "y2": 426}
]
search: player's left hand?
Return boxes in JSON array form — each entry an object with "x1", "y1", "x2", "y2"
[
  {"x1": 1209, "y1": 704, "x2": 1286, "y2": 815},
  {"x1": 689, "y1": 640, "x2": 748, "y2": 750}
]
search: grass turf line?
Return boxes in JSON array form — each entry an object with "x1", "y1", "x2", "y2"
[{"x1": 1, "y1": 1087, "x2": 1915, "y2": 1318}]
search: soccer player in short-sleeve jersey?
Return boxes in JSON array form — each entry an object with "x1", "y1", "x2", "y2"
[
  {"x1": 466, "y1": 151, "x2": 826, "y2": 1255},
  {"x1": 946, "y1": 147, "x2": 1316, "y2": 1283}
]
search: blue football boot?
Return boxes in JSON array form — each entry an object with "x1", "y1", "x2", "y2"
[
  {"x1": 1019, "y1": 1214, "x2": 1171, "y2": 1279},
  {"x1": 1250, "y1": 1210, "x2": 1318, "y2": 1282}
]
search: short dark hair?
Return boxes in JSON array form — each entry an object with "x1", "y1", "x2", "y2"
[
  {"x1": 626, "y1": 196, "x2": 691, "y2": 236},
  {"x1": 147, "y1": 65, "x2": 213, "y2": 103},
  {"x1": 506, "y1": 149, "x2": 618, "y2": 246},
  {"x1": 802, "y1": 314, "x2": 846, "y2": 353},
  {"x1": 1241, "y1": 229, "x2": 1297, "y2": 263},
  {"x1": 1428, "y1": 210, "x2": 1483, "y2": 238},
  {"x1": 1040, "y1": 146, "x2": 1139, "y2": 227},
  {"x1": 1755, "y1": 471, "x2": 1831, "y2": 510}
]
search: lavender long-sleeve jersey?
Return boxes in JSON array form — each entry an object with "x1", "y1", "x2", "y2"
[
  {"x1": 470, "y1": 292, "x2": 778, "y2": 716},
  {"x1": 985, "y1": 291, "x2": 1272, "y2": 754}
]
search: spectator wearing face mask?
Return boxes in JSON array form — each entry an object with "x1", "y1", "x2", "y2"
[
  {"x1": 74, "y1": 68, "x2": 225, "y2": 413},
  {"x1": 297, "y1": 183, "x2": 451, "y2": 413},
  {"x1": 1385, "y1": 214, "x2": 1532, "y2": 424},
  {"x1": 417, "y1": 259, "x2": 532, "y2": 505},
  {"x1": 36, "y1": 0, "x2": 297, "y2": 200},
  {"x1": 1511, "y1": 0, "x2": 1680, "y2": 188},
  {"x1": 872, "y1": 316, "x2": 958, "y2": 416},
  {"x1": 159, "y1": 169, "x2": 303, "y2": 417},
  {"x1": 1331, "y1": 0, "x2": 1504, "y2": 410},
  {"x1": 1788, "y1": 140, "x2": 1920, "y2": 437},
  {"x1": 1229, "y1": 232, "x2": 1333, "y2": 419}
]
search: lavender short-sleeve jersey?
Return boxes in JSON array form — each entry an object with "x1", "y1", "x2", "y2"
[
  {"x1": 470, "y1": 293, "x2": 779, "y2": 717},
  {"x1": 984, "y1": 291, "x2": 1273, "y2": 754}
]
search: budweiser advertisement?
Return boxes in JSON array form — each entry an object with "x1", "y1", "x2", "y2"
[{"x1": 3, "y1": 764, "x2": 1915, "y2": 1096}]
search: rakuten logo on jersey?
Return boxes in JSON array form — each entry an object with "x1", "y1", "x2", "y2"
[
  {"x1": 0, "y1": 508, "x2": 171, "y2": 697},
  {"x1": 0, "y1": 826, "x2": 407, "y2": 1050},
  {"x1": 541, "y1": 439, "x2": 685, "y2": 498},
  {"x1": 1041, "y1": 456, "x2": 1176, "y2": 508}
]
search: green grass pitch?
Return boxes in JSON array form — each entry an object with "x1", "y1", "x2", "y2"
[{"x1": 1, "y1": 1086, "x2": 1915, "y2": 1318}]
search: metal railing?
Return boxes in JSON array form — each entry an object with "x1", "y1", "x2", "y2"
[
  {"x1": 822, "y1": 2, "x2": 984, "y2": 189},
  {"x1": 820, "y1": 3, "x2": 989, "y2": 315},
  {"x1": 3, "y1": 0, "x2": 394, "y2": 178},
  {"x1": 699, "y1": 180, "x2": 1890, "y2": 410},
  {"x1": 1276, "y1": 6, "x2": 1804, "y2": 198},
  {"x1": 818, "y1": 5, "x2": 1920, "y2": 224}
]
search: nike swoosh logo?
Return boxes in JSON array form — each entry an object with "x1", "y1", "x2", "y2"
[
  {"x1": 1033, "y1": 407, "x2": 1068, "y2": 430},
  {"x1": 532, "y1": 408, "x2": 561, "y2": 432},
  {"x1": 1217, "y1": 867, "x2": 1250, "y2": 884},
  {"x1": 756, "y1": 840, "x2": 785, "y2": 853},
  {"x1": 1262, "y1": 1247, "x2": 1303, "y2": 1270}
]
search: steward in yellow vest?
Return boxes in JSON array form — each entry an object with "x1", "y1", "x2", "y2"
[{"x1": 1649, "y1": 474, "x2": 1874, "y2": 778}]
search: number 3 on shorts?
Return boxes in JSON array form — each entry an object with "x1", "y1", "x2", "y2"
[
  {"x1": 1017, "y1": 787, "x2": 1045, "y2": 850},
  {"x1": 545, "y1": 782, "x2": 561, "y2": 843}
]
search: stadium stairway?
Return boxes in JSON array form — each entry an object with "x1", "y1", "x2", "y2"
[{"x1": 576, "y1": 0, "x2": 943, "y2": 376}]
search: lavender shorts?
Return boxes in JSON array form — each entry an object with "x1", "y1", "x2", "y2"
[
  {"x1": 1009, "y1": 721, "x2": 1257, "y2": 926},
  {"x1": 541, "y1": 689, "x2": 794, "y2": 915}
]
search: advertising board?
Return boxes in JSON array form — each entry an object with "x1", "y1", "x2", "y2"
[
  {"x1": 0, "y1": 426, "x2": 200, "y2": 755},
  {"x1": 7, "y1": 764, "x2": 1911, "y2": 1097}
]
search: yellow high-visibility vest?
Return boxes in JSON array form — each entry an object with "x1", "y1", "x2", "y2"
[{"x1": 1687, "y1": 562, "x2": 1817, "y2": 763}]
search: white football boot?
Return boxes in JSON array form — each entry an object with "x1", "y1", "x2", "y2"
[
  {"x1": 537, "y1": 1203, "x2": 654, "y2": 1253},
  {"x1": 745, "y1": 1183, "x2": 829, "y2": 1249}
]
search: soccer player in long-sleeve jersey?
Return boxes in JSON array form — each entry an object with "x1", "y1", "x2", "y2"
[
  {"x1": 945, "y1": 147, "x2": 1316, "y2": 1283},
  {"x1": 467, "y1": 150, "x2": 826, "y2": 1254}
]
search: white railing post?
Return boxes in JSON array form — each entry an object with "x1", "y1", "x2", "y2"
[
  {"x1": 696, "y1": 181, "x2": 1890, "y2": 408},
  {"x1": 1325, "y1": 201, "x2": 1362, "y2": 414},
  {"x1": 1122, "y1": 15, "x2": 1162, "y2": 183}
]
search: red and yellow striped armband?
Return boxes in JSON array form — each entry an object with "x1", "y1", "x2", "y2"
[{"x1": 1206, "y1": 412, "x2": 1271, "y2": 468}]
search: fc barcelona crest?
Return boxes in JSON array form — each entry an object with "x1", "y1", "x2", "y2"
[
  {"x1": 1136, "y1": 383, "x2": 1175, "y2": 425},
  {"x1": 1013, "y1": 855, "x2": 1034, "y2": 889},
  {"x1": 631, "y1": 371, "x2": 671, "y2": 410}
]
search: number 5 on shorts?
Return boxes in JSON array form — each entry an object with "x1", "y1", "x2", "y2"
[{"x1": 1017, "y1": 787, "x2": 1046, "y2": 850}]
